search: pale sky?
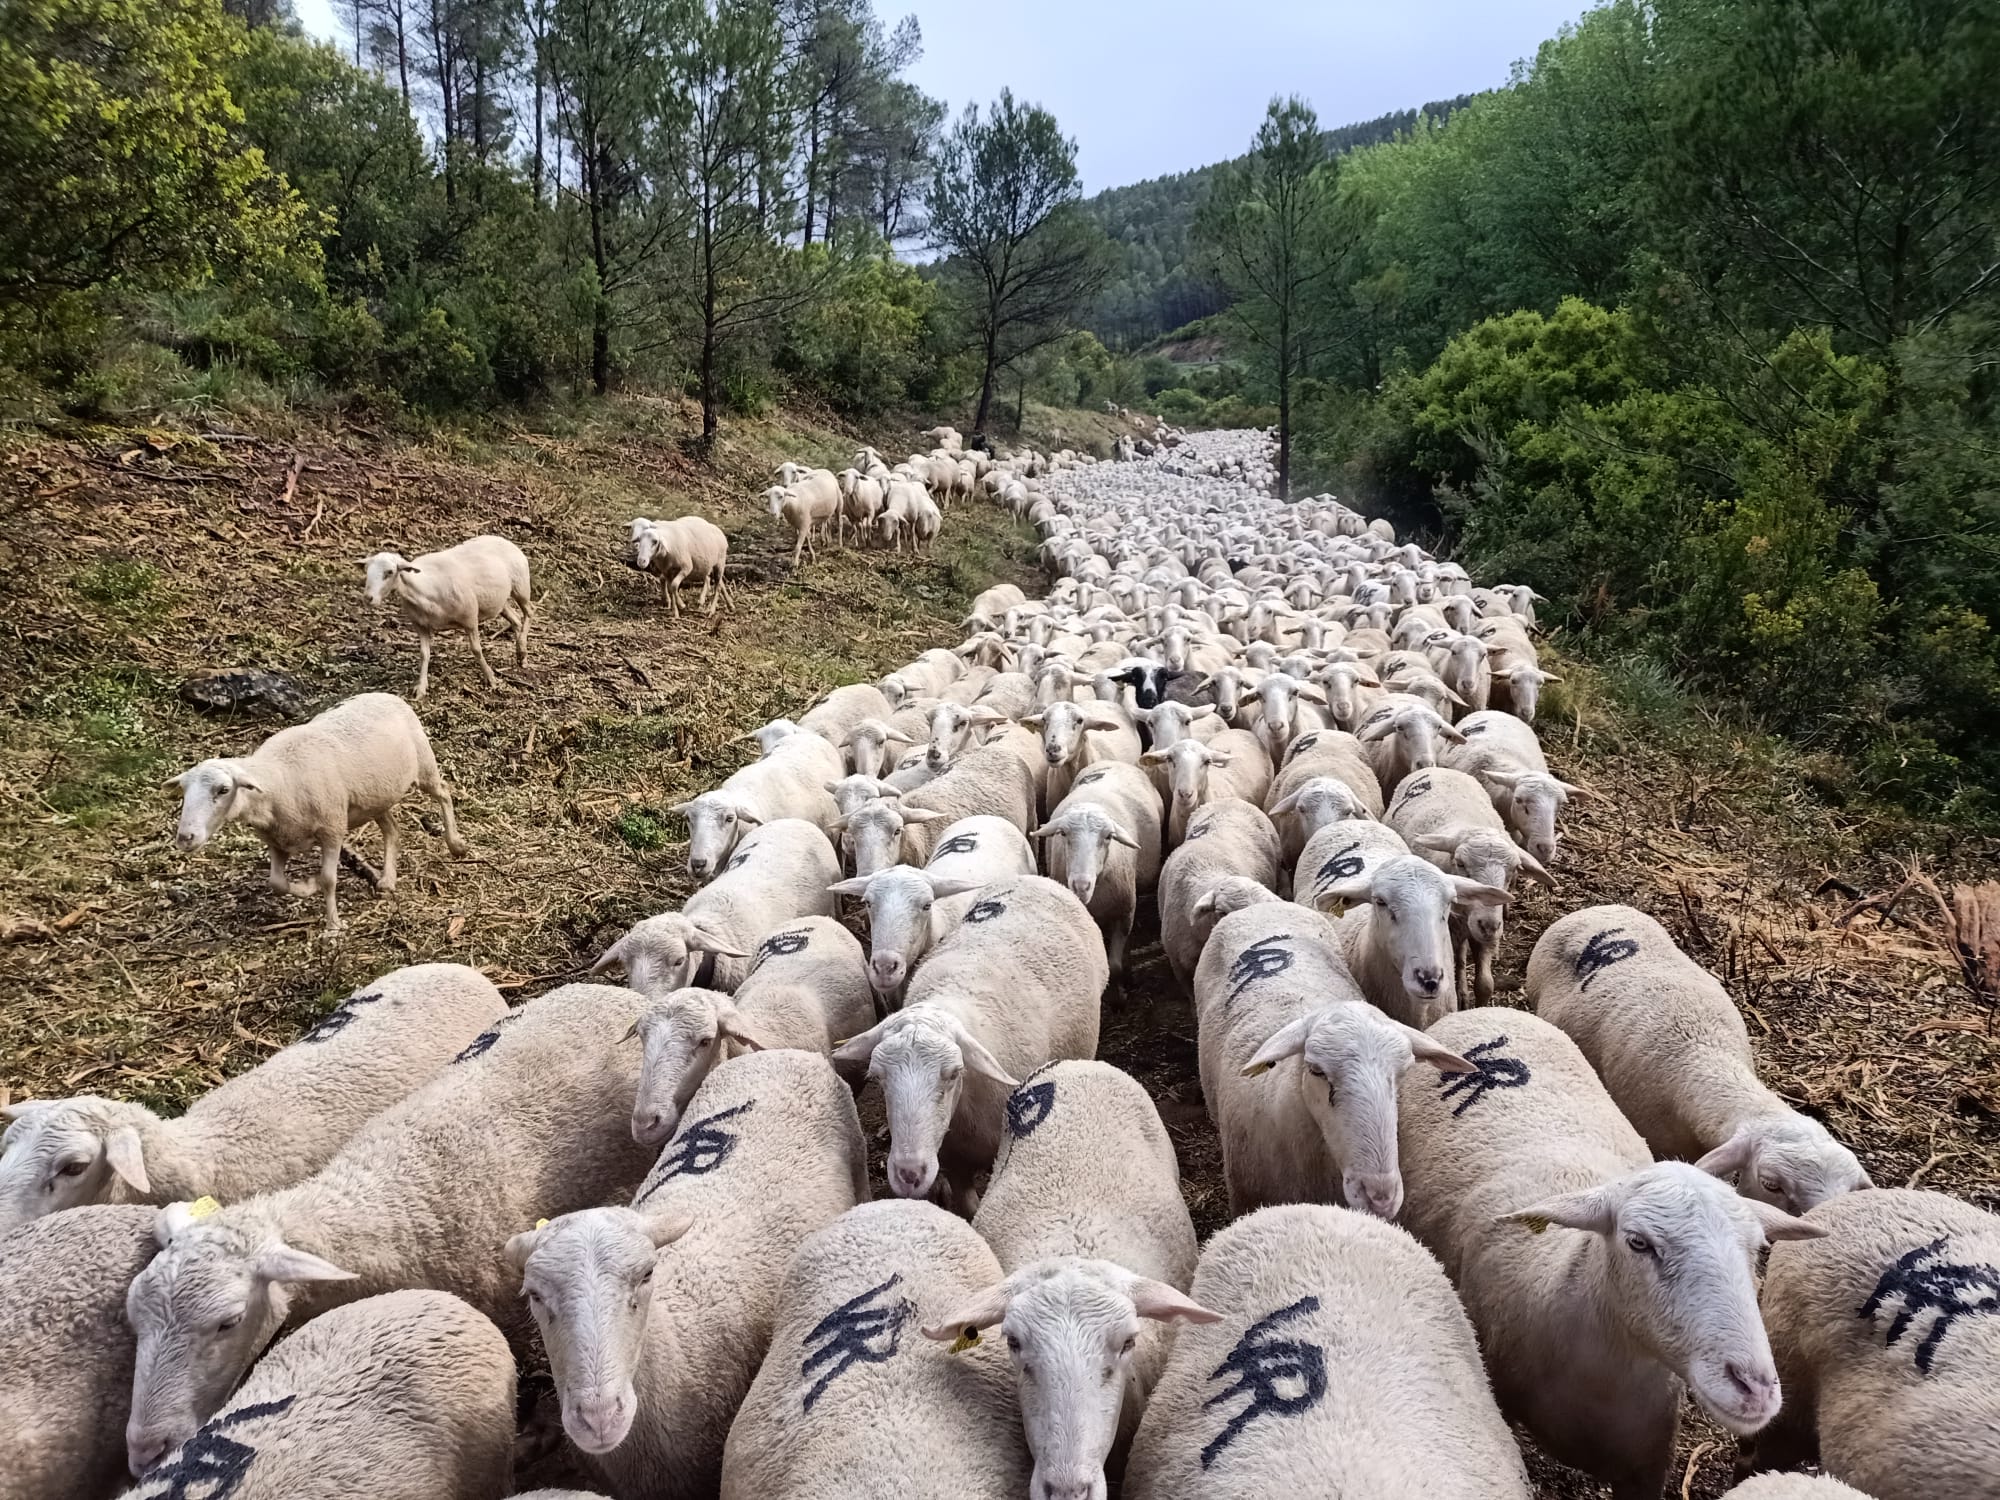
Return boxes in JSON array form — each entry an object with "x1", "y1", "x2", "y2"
[{"x1": 292, "y1": 0, "x2": 1591, "y2": 193}]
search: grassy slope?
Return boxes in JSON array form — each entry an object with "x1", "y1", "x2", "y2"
[{"x1": 1, "y1": 400, "x2": 1993, "y2": 1500}]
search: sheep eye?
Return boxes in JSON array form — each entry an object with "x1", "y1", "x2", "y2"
[
  {"x1": 697, "y1": 1036, "x2": 714, "y2": 1049},
  {"x1": 640, "y1": 1266, "x2": 655, "y2": 1283},
  {"x1": 1120, "y1": 1335, "x2": 1137, "y2": 1355},
  {"x1": 921, "y1": 899, "x2": 933, "y2": 911},
  {"x1": 1625, "y1": 1234, "x2": 1656, "y2": 1257},
  {"x1": 55, "y1": 1159, "x2": 89, "y2": 1178},
  {"x1": 1005, "y1": 1334, "x2": 1021, "y2": 1353},
  {"x1": 1759, "y1": 1174, "x2": 1782, "y2": 1193},
  {"x1": 216, "y1": 1314, "x2": 242, "y2": 1333},
  {"x1": 211, "y1": 786, "x2": 229, "y2": 800},
  {"x1": 1305, "y1": 1063, "x2": 1325, "y2": 1079}
]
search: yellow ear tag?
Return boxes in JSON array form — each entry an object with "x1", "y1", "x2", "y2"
[
  {"x1": 187, "y1": 1196, "x2": 220, "y2": 1221},
  {"x1": 1517, "y1": 1214, "x2": 1550, "y2": 1235},
  {"x1": 948, "y1": 1326, "x2": 982, "y2": 1354},
  {"x1": 535, "y1": 1218, "x2": 550, "y2": 1231}
]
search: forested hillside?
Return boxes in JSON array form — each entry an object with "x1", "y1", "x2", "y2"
[
  {"x1": 1082, "y1": 96, "x2": 1476, "y2": 348},
  {"x1": 1181, "y1": 0, "x2": 2000, "y2": 816}
]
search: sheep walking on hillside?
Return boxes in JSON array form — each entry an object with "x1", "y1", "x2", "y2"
[
  {"x1": 630, "y1": 516, "x2": 733, "y2": 618},
  {"x1": 362, "y1": 534, "x2": 531, "y2": 697},
  {"x1": 169, "y1": 692, "x2": 468, "y2": 932}
]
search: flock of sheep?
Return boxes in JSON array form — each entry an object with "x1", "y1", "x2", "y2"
[{"x1": 2, "y1": 427, "x2": 1993, "y2": 1500}]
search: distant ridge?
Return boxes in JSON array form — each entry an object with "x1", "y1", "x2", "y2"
[{"x1": 1083, "y1": 95, "x2": 1481, "y2": 349}]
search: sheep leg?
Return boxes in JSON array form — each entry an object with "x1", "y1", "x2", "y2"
[
  {"x1": 1105, "y1": 919, "x2": 1132, "y2": 1004},
  {"x1": 466, "y1": 620, "x2": 499, "y2": 689},
  {"x1": 376, "y1": 810, "x2": 399, "y2": 893},
  {"x1": 415, "y1": 630, "x2": 433, "y2": 699},
  {"x1": 715, "y1": 563, "x2": 733, "y2": 611},
  {"x1": 792, "y1": 527, "x2": 807, "y2": 569},
  {"x1": 268, "y1": 848, "x2": 315, "y2": 898},
  {"x1": 1473, "y1": 937, "x2": 1495, "y2": 1004},
  {"x1": 510, "y1": 600, "x2": 530, "y2": 664},
  {"x1": 415, "y1": 757, "x2": 470, "y2": 857},
  {"x1": 316, "y1": 841, "x2": 343, "y2": 933}
]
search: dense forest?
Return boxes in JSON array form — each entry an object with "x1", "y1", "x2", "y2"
[
  {"x1": 1080, "y1": 97, "x2": 1477, "y2": 349},
  {"x1": 0, "y1": 0, "x2": 1146, "y2": 437},
  {"x1": 1181, "y1": 0, "x2": 1999, "y2": 814}
]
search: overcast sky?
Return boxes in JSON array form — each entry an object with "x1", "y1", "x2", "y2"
[{"x1": 291, "y1": 0, "x2": 1590, "y2": 193}]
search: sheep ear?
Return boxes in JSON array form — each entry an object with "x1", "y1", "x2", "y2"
[
  {"x1": 1315, "y1": 874, "x2": 1375, "y2": 909},
  {"x1": 1295, "y1": 684, "x2": 1327, "y2": 705},
  {"x1": 1139, "y1": 749, "x2": 1168, "y2": 765},
  {"x1": 1126, "y1": 1277, "x2": 1223, "y2": 1325},
  {"x1": 1266, "y1": 788, "x2": 1301, "y2": 816},
  {"x1": 920, "y1": 1280, "x2": 1013, "y2": 1343},
  {"x1": 924, "y1": 875, "x2": 985, "y2": 899},
  {"x1": 104, "y1": 1126, "x2": 151, "y2": 1194},
  {"x1": 395, "y1": 562, "x2": 421, "y2": 576},
  {"x1": 256, "y1": 1242, "x2": 358, "y2": 1285},
  {"x1": 1356, "y1": 718, "x2": 1396, "y2": 743},
  {"x1": 1413, "y1": 831, "x2": 1463, "y2": 855},
  {"x1": 1438, "y1": 722, "x2": 1467, "y2": 745},
  {"x1": 504, "y1": 1226, "x2": 546, "y2": 1272},
  {"x1": 155, "y1": 1202, "x2": 197, "y2": 1247},
  {"x1": 1500, "y1": 1185, "x2": 1619, "y2": 1237},
  {"x1": 955, "y1": 1027, "x2": 1019, "y2": 1088},
  {"x1": 163, "y1": 770, "x2": 192, "y2": 789},
  {"x1": 1513, "y1": 848, "x2": 1555, "y2": 887},
  {"x1": 1104, "y1": 820, "x2": 1141, "y2": 850},
  {"x1": 1695, "y1": 1130, "x2": 1756, "y2": 1181},
  {"x1": 827, "y1": 815, "x2": 851, "y2": 832},
  {"x1": 1242, "y1": 1014, "x2": 1316, "y2": 1077},
  {"x1": 0, "y1": 1099, "x2": 51, "y2": 1125},
  {"x1": 902, "y1": 807, "x2": 947, "y2": 825},
  {"x1": 1208, "y1": 751, "x2": 1234, "y2": 768},
  {"x1": 685, "y1": 924, "x2": 750, "y2": 960},
  {"x1": 1019, "y1": 713, "x2": 1046, "y2": 730},
  {"x1": 1747, "y1": 1202, "x2": 1830, "y2": 1243},
  {"x1": 1557, "y1": 781, "x2": 1592, "y2": 799},
  {"x1": 828, "y1": 876, "x2": 874, "y2": 898},
  {"x1": 733, "y1": 807, "x2": 763, "y2": 828},
  {"x1": 716, "y1": 1003, "x2": 773, "y2": 1053},
  {"x1": 1399, "y1": 1025, "x2": 1477, "y2": 1074},
  {"x1": 1542, "y1": 673, "x2": 1563, "y2": 684},
  {"x1": 830, "y1": 1018, "x2": 890, "y2": 1067},
  {"x1": 1448, "y1": 878, "x2": 1512, "y2": 910},
  {"x1": 642, "y1": 1210, "x2": 696, "y2": 1248},
  {"x1": 230, "y1": 769, "x2": 263, "y2": 794},
  {"x1": 590, "y1": 937, "x2": 628, "y2": 975},
  {"x1": 619, "y1": 1020, "x2": 641, "y2": 1044}
]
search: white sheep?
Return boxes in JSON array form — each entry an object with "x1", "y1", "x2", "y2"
[
  {"x1": 833, "y1": 875, "x2": 1105, "y2": 1211},
  {"x1": 925, "y1": 1062, "x2": 1216, "y2": 1500},
  {"x1": 1354, "y1": 693, "x2": 1466, "y2": 798},
  {"x1": 676, "y1": 732, "x2": 842, "y2": 879},
  {"x1": 1157, "y1": 798, "x2": 1283, "y2": 995},
  {"x1": 1240, "y1": 673, "x2": 1326, "y2": 766},
  {"x1": 1032, "y1": 761, "x2": 1164, "y2": 998},
  {"x1": 1123, "y1": 1204, "x2": 1532, "y2": 1499},
  {"x1": 0, "y1": 1204, "x2": 159, "y2": 1500},
  {"x1": 853, "y1": 746, "x2": 1039, "y2": 869},
  {"x1": 836, "y1": 470, "x2": 885, "y2": 545},
  {"x1": 362, "y1": 535, "x2": 532, "y2": 697},
  {"x1": 595, "y1": 818, "x2": 840, "y2": 995},
  {"x1": 1144, "y1": 729, "x2": 1273, "y2": 848},
  {"x1": 1022, "y1": 699, "x2": 1142, "y2": 815},
  {"x1": 1322, "y1": 853, "x2": 1509, "y2": 1028},
  {"x1": 798, "y1": 682, "x2": 895, "y2": 746},
  {"x1": 1264, "y1": 729, "x2": 1383, "y2": 867},
  {"x1": 0, "y1": 963, "x2": 504, "y2": 1230},
  {"x1": 1443, "y1": 708, "x2": 1585, "y2": 866},
  {"x1": 626, "y1": 915, "x2": 875, "y2": 1146},
  {"x1": 1395, "y1": 1008, "x2": 1825, "y2": 1500},
  {"x1": 170, "y1": 692, "x2": 468, "y2": 932},
  {"x1": 1387, "y1": 766, "x2": 1550, "y2": 1003},
  {"x1": 1291, "y1": 817, "x2": 1409, "y2": 917},
  {"x1": 116, "y1": 1289, "x2": 514, "y2": 1500},
  {"x1": 767, "y1": 473, "x2": 840, "y2": 567},
  {"x1": 1529, "y1": 905, "x2": 1871, "y2": 1215},
  {"x1": 719, "y1": 1199, "x2": 1030, "y2": 1499},
  {"x1": 120, "y1": 982, "x2": 655, "y2": 1472},
  {"x1": 631, "y1": 516, "x2": 732, "y2": 618},
  {"x1": 508, "y1": 1049, "x2": 866, "y2": 1495},
  {"x1": 1196, "y1": 898, "x2": 1474, "y2": 1217},
  {"x1": 830, "y1": 814, "x2": 1032, "y2": 1000},
  {"x1": 1718, "y1": 1479, "x2": 1872, "y2": 1499},
  {"x1": 1751, "y1": 1187, "x2": 1998, "y2": 1500}
]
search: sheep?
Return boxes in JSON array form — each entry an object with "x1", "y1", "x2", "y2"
[
  {"x1": 1719, "y1": 1479, "x2": 1873, "y2": 1500},
  {"x1": 362, "y1": 534, "x2": 532, "y2": 697},
  {"x1": 1023, "y1": 699, "x2": 1142, "y2": 813},
  {"x1": 0, "y1": 963, "x2": 504, "y2": 1230},
  {"x1": 1387, "y1": 766, "x2": 1551, "y2": 1003},
  {"x1": 966, "y1": 582, "x2": 1029, "y2": 627},
  {"x1": 595, "y1": 818, "x2": 840, "y2": 995},
  {"x1": 890, "y1": 746, "x2": 1040, "y2": 864},
  {"x1": 924, "y1": 1063, "x2": 1215, "y2": 1500},
  {"x1": 116, "y1": 1290, "x2": 514, "y2": 1500},
  {"x1": 836, "y1": 470, "x2": 885, "y2": 545},
  {"x1": 508, "y1": 1049, "x2": 866, "y2": 1498},
  {"x1": 120, "y1": 981, "x2": 654, "y2": 1471},
  {"x1": 1032, "y1": 762, "x2": 1164, "y2": 998},
  {"x1": 1316, "y1": 659, "x2": 1383, "y2": 733},
  {"x1": 767, "y1": 472, "x2": 841, "y2": 567},
  {"x1": 833, "y1": 875, "x2": 1105, "y2": 1211},
  {"x1": 878, "y1": 648, "x2": 963, "y2": 707},
  {"x1": 1157, "y1": 798, "x2": 1283, "y2": 995},
  {"x1": 1265, "y1": 728, "x2": 1384, "y2": 865},
  {"x1": 1528, "y1": 905, "x2": 1871, "y2": 1215},
  {"x1": 879, "y1": 478, "x2": 942, "y2": 553},
  {"x1": 631, "y1": 516, "x2": 732, "y2": 618},
  {"x1": 1143, "y1": 729, "x2": 1273, "y2": 848},
  {"x1": 627, "y1": 915, "x2": 875, "y2": 1146},
  {"x1": 1291, "y1": 817, "x2": 1410, "y2": 916},
  {"x1": 797, "y1": 682, "x2": 894, "y2": 746},
  {"x1": 1490, "y1": 659, "x2": 1561, "y2": 723},
  {"x1": 1442, "y1": 708, "x2": 1585, "y2": 866},
  {"x1": 719, "y1": 1199, "x2": 1030, "y2": 1500},
  {"x1": 676, "y1": 733, "x2": 843, "y2": 879},
  {"x1": 1123, "y1": 1204, "x2": 1532, "y2": 1500},
  {"x1": 1240, "y1": 673, "x2": 1326, "y2": 765},
  {"x1": 170, "y1": 692, "x2": 468, "y2": 932},
  {"x1": 1750, "y1": 1188, "x2": 1998, "y2": 1500},
  {"x1": 0, "y1": 1204, "x2": 158, "y2": 1500},
  {"x1": 1196, "y1": 899, "x2": 1474, "y2": 1217},
  {"x1": 1323, "y1": 854, "x2": 1510, "y2": 1029},
  {"x1": 1354, "y1": 694, "x2": 1466, "y2": 798},
  {"x1": 831, "y1": 813, "x2": 1034, "y2": 999},
  {"x1": 1394, "y1": 1008, "x2": 1825, "y2": 1500}
]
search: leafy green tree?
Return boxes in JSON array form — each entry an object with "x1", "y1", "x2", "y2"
[
  {"x1": 926, "y1": 89, "x2": 1109, "y2": 436},
  {"x1": 1195, "y1": 96, "x2": 1348, "y2": 498},
  {"x1": 0, "y1": 0, "x2": 315, "y2": 340}
]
